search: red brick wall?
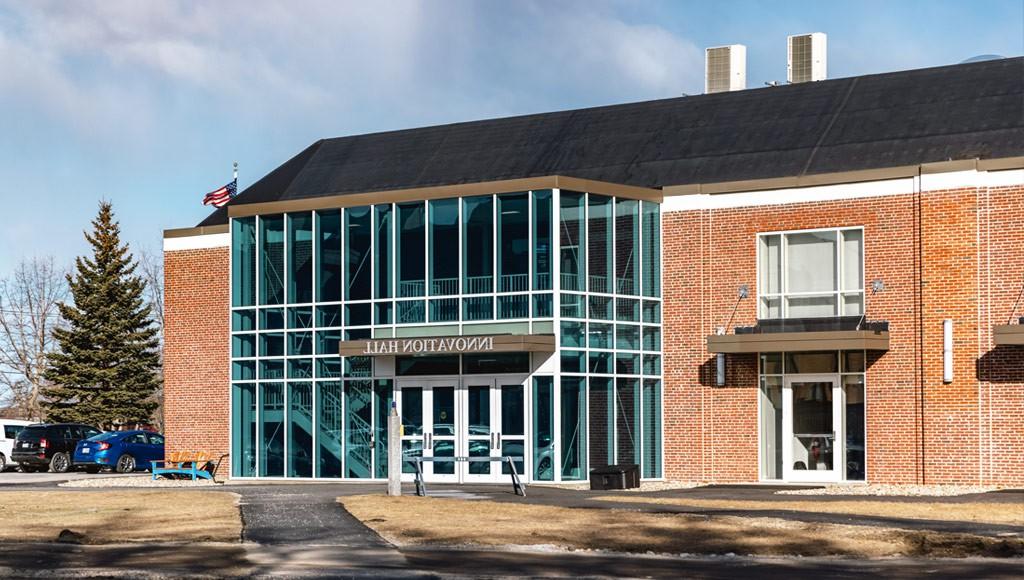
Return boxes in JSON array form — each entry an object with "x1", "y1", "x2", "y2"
[
  {"x1": 663, "y1": 181, "x2": 1024, "y2": 485},
  {"x1": 163, "y1": 246, "x2": 230, "y2": 460}
]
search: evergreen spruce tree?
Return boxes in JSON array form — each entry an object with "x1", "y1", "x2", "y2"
[{"x1": 43, "y1": 202, "x2": 160, "y2": 428}]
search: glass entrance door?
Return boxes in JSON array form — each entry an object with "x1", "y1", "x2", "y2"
[
  {"x1": 783, "y1": 375, "x2": 842, "y2": 482},
  {"x1": 397, "y1": 376, "x2": 527, "y2": 483}
]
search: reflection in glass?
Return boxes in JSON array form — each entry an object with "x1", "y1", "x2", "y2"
[
  {"x1": 463, "y1": 195, "x2": 493, "y2": 294},
  {"x1": 641, "y1": 201, "x2": 660, "y2": 297},
  {"x1": 790, "y1": 382, "x2": 834, "y2": 472},
  {"x1": 429, "y1": 199, "x2": 459, "y2": 295},
  {"x1": 533, "y1": 190, "x2": 552, "y2": 290},
  {"x1": 560, "y1": 377, "x2": 587, "y2": 479},
  {"x1": 345, "y1": 206, "x2": 372, "y2": 300},
  {"x1": 642, "y1": 379, "x2": 661, "y2": 478},
  {"x1": 259, "y1": 383, "x2": 284, "y2": 477},
  {"x1": 588, "y1": 195, "x2": 613, "y2": 293},
  {"x1": 615, "y1": 198, "x2": 638, "y2": 295},
  {"x1": 231, "y1": 384, "x2": 256, "y2": 477},
  {"x1": 288, "y1": 212, "x2": 313, "y2": 304},
  {"x1": 232, "y1": 217, "x2": 256, "y2": 307},
  {"x1": 844, "y1": 376, "x2": 866, "y2": 481},
  {"x1": 259, "y1": 215, "x2": 284, "y2": 305},
  {"x1": 288, "y1": 382, "x2": 313, "y2": 477},
  {"x1": 316, "y1": 210, "x2": 341, "y2": 302},
  {"x1": 375, "y1": 205, "x2": 392, "y2": 299},
  {"x1": 616, "y1": 378, "x2": 639, "y2": 465},
  {"x1": 317, "y1": 382, "x2": 342, "y2": 478},
  {"x1": 532, "y1": 377, "x2": 554, "y2": 481},
  {"x1": 397, "y1": 202, "x2": 425, "y2": 297},
  {"x1": 374, "y1": 380, "x2": 393, "y2": 478},
  {"x1": 759, "y1": 377, "x2": 782, "y2": 479},
  {"x1": 498, "y1": 193, "x2": 529, "y2": 292},
  {"x1": 345, "y1": 380, "x2": 374, "y2": 478},
  {"x1": 559, "y1": 191, "x2": 586, "y2": 291}
]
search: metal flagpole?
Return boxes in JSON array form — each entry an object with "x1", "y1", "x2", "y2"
[{"x1": 233, "y1": 161, "x2": 238, "y2": 183}]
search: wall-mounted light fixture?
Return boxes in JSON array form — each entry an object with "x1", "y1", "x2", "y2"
[
  {"x1": 943, "y1": 319, "x2": 953, "y2": 383},
  {"x1": 716, "y1": 353, "x2": 726, "y2": 387}
]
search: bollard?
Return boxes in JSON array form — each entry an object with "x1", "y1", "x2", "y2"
[{"x1": 387, "y1": 401, "x2": 402, "y2": 496}]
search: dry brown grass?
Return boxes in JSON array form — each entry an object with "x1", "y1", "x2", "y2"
[
  {"x1": 340, "y1": 495, "x2": 1024, "y2": 558},
  {"x1": 592, "y1": 496, "x2": 1024, "y2": 526},
  {"x1": 0, "y1": 491, "x2": 241, "y2": 544}
]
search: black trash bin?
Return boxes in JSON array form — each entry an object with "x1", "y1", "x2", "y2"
[{"x1": 589, "y1": 464, "x2": 640, "y2": 490}]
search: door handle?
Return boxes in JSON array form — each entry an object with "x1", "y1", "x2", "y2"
[{"x1": 490, "y1": 432, "x2": 496, "y2": 450}]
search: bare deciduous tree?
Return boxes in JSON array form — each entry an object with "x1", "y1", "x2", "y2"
[
  {"x1": 0, "y1": 257, "x2": 68, "y2": 420},
  {"x1": 138, "y1": 247, "x2": 165, "y2": 431}
]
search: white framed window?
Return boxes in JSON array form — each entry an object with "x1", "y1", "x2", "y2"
[{"x1": 757, "y1": 227, "x2": 863, "y2": 319}]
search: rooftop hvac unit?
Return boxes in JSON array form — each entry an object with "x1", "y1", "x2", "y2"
[
  {"x1": 788, "y1": 32, "x2": 827, "y2": 83},
  {"x1": 705, "y1": 44, "x2": 746, "y2": 94}
]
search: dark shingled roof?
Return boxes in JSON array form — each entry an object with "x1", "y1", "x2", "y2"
[{"x1": 199, "y1": 57, "x2": 1024, "y2": 226}]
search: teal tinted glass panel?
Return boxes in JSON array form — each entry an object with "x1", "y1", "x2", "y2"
[
  {"x1": 317, "y1": 305, "x2": 342, "y2": 328},
  {"x1": 643, "y1": 354, "x2": 661, "y2": 375},
  {"x1": 316, "y1": 329, "x2": 342, "y2": 356},
  {"x1": 463, "y1": 195, "x2": 493, "y2": 294},
  {"x1": 288, "y1": 332, "x2": 312, "y2": 356},
  {"x1": 231, "y1": 217, "x2": 256, "y2": 307},
  {"x1": 560, "y1": 350, "x2": 585, "y2": 373},
  {"x1": 430, "y1": 298, "x2": 459, "y2": 322},
  {"x1": 532, "y1": 377, "x2": 554, "y2": 481},
  {"x1": 616, "y1": 324, "x2": 640, "y2": 350},
  {"x1": 317, "y1": 357, "x2": 342, "y2": 379},
  {"x1": 259, "y1": 383, "x2": 284, "y2": 477},
  {"x1": 345, "y1": 206, "x2": 372, "y2": 301},
  {"x1": 642, "y1": 300, "x2": 661, "y2": 323},
  {"x1": 375, "y1": 302, "x2": 393, "y2": 324},
  {"x1": 559, "y1": 191, "x2": 585, "y2": 292},
  {"x1": 498, "y1": 294, "x2": 529, "y2": 319},
  {"x1": 464, "y1": 297, "x2": 493, "y2": 320},
  {"x1": 287, "y1": 358, "x2": 312, "y2": 378},
  {"x1": 560, "y1": 293, "x2": 584, "y2": 318},
  {"x1": 498, "y1": 192, "x2": 529, "y2": 292},
  {"x1": 616, "y1": 352, "x2": 640, "y2": 375},
  {"x1": 288, "y1": 307, "x2": 312, "y2": 329},
  {"x1": 260, "y1": 308, "x2": 284, "y2": 330},
  {"x1": 589, "y1": 377, "x2": 614, "y2": 469},
  {"x1": 642, "y1": 201, "x2": 661, "y2": 297},
  {"x1": 587, "y1": 194, "x2": 613, "y2": 294},
  {"x1": 287, "y1": 212, "x2": 313, "y2": 303},
  {"x1": 259, "y1": 332, "x2": 284, "y2": 357},
  {"x1": 316, "y1": 209, "x2": 341, "y2": 302},
  {"x1": 344, "y1": 356, "x2": 373, "y2": 378},
  {"x1": 397, "y1": 202, "x2": 425, "y2": 297},
  {"x1": 429, "y1": 198, "x2": 459, "y2": 296},
  {"x1": 344, "y1": 380, "x2": 374, "y2": 478},
  {"x1": 346, "y1": 328, "x2": 371, "y2": 340},
  {"x1": 232, "y1": 334, "x2": 255, "y2": 358},
  {"x1": 287, "y1": 382, "x2": 313, "y2": 477},
  {"x1": 397, "y1": 300, "x2": 425, "y2": 324},
  {"x1": 259, "y1": 215, "x2": 284, "y2": 305},
  {"x1": 560, "y1": 376, "x2": 587, "y2": 480},
  {"x1": 463, "y1": 353, "x2": 529, "y2": 374},
  {"x1": 375, "y1": 205, "x2": 392, "y2": 299},
  {"x1": 643, "y1": 326, "x2": 661, "y2": 351},
  {"x1": 533, "y1": 294, "x2": 553, "y2": 317},
  {"x1": 560, "y1": 321, "x2": 585, "y2": 347},
  {"x1": 615, "y1": 198, "x2": 639, "y2": 295},
  {"x1": 346, "y1": 303, "x2": 371, "y2": 326},
  {"x1": 374, "y1": 380, "x2": 393, "y2": 478},
  {"x1": 616, "y1": 298, "x2": 639, "y2": 321},
  {"x1": 259, "y1": 359, "x2": 284, "y2": 380},
  {"x1": 232, "y1": 360, "x2": 255, "y2": 380},
  {"x1": 642, "y1": 379, "x2": 662, "y2": 478},
  {"x1": 533, "y1": 189, "x2": 552, "y2": 290},
  {"x1": 232, "y1": 309, "x2": 256, "y2": 331},
  {"x1": 616, "y1": 378, "x2": 640, "y2": 465},
  {"x1": 589, "y1": 295, "x2": 613, "y2": 320},
  {"x1": 231, "y1": 383, "x2": 256, "y2": 477},
  {"x1": 316, "y1": 382, "x2": 343, "y2": 477},
  {"x1": 589, "y1": 351, "x2": 611, "y2": 374},
  {"x1": 588, "y1": 323, "x2": 612, "y2": 349}
]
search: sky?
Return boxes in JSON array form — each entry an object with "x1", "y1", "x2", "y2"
[{"x1": 0, "y1": 0, "x2": 1021, "y2": 276}]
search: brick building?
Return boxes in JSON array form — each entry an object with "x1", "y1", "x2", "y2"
[{"x1": 164, "y1": 57, "x2": 1024, "y2": 485}]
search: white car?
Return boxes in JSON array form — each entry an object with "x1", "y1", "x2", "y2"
[{"x1": 0, "y1": 419, "x2": 33, "y2": 472}]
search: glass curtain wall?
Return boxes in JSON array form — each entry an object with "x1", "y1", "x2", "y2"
[{"x1": 230, "y1": 189, "x2": 661, "y2": 481}]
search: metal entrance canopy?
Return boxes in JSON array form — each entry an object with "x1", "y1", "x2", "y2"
[{"x1": 338, "y1": 333, "x2": 556, "y2": 357}]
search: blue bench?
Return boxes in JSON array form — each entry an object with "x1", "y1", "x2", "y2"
[{"x1": 151, "y1": 451, "x2": 224, "y2": 481}]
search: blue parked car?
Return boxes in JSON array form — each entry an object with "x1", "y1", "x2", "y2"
[{"x1": 73, "y1": 430, "x2": 165, "y2": 473}]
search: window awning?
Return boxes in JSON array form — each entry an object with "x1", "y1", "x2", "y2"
[
  {"x1": 707, "y1": 329, "x2": 890, "y2": 353},
  {"x1": 993, "y1": 324, "x2": 1024, "y2": 346}
]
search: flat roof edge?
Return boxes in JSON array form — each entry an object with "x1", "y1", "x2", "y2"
[{"x1": 163, "y1": 224, "x2": 230, "y2": 239}]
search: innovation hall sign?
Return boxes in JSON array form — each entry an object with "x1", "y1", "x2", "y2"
[{"x1": 338, "y1": 334, "x2": 556, "y2": 357}]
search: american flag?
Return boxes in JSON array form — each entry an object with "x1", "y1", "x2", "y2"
[{"x1": 202, "y1": 179, "x2": 237, "y2": 208}]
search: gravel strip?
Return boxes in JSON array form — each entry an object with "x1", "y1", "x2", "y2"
[
  {"x1": 60, "y1": 475, "x2": 221, "y2": 488},
  {"x1": 535, "y1": 481, "x2": 703, "y2": 492},
  {"x1": 777, "y1": 484, "x2": 1000, "y2": 497}
]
